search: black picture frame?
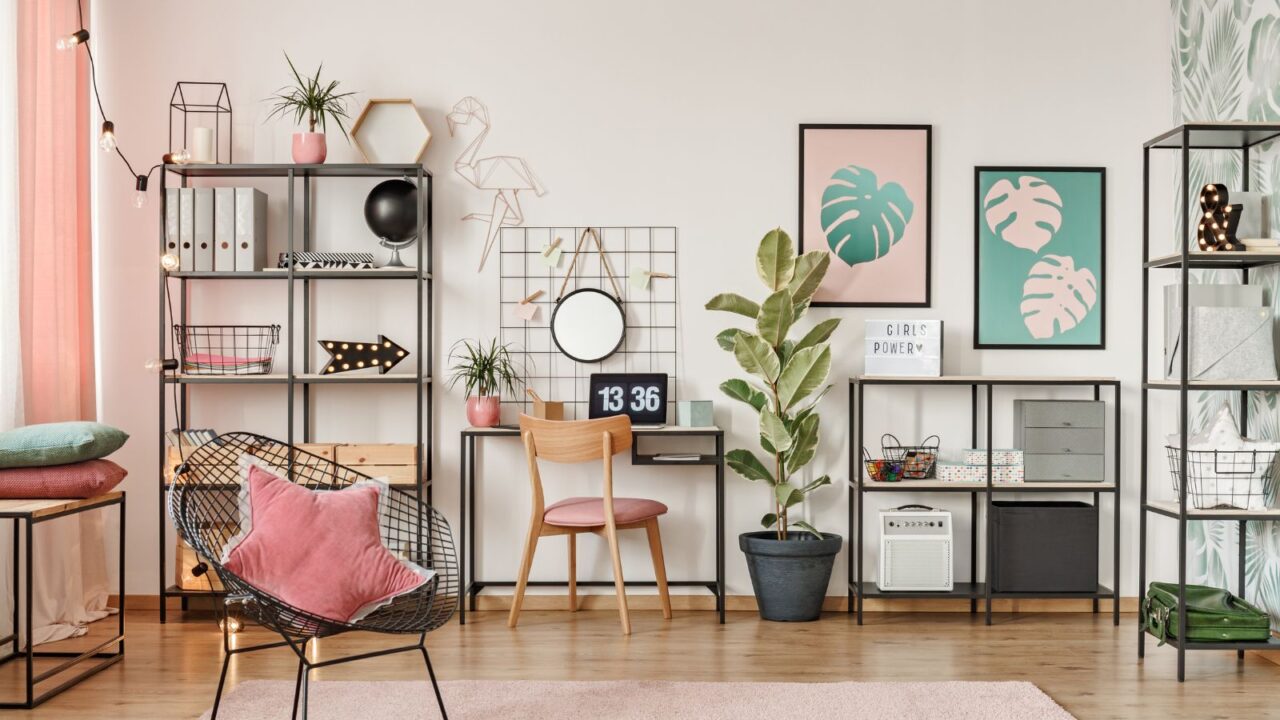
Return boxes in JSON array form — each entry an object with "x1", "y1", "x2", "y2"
[
  {"x1": 973, "y1": 165, "x2": 1106, "y2": 350},
  {"x1": 798, "y1": 123, "x2": 932, "y2": 308}
]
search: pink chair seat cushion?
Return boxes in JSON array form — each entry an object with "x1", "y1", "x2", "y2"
[
  {"x1": 221, "y1": 463, "x2": 433, "y2": 624},
  {"x1": 0, "y1": 459, "x2": 126, "y2": 498},
  {"x1": 543, "y1": 496, "x2": 668, "y2": 527}
]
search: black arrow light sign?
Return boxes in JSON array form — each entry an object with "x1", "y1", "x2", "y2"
[{"x1": 318, "y1": 335, "x2": 409, "y2": 375}]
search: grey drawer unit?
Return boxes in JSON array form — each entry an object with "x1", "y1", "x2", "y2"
[{"x1": 1014, "y1": 400, "x2": 1106, "y2": 482}]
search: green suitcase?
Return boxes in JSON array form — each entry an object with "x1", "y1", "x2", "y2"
[{"x1": 1142, "y1": 582, "x2": 1273, "y2": 645}]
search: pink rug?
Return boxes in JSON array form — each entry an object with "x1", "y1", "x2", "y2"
[{"x1": 200, "y1": 679, "x2": 1075, "y2": 719}]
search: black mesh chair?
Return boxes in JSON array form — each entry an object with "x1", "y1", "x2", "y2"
[{"x1": 167, "y1": 432, "x2": 457, "y2": 720}]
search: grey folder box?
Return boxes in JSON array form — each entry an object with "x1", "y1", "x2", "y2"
[
  {"x1": 1164, "y1": 284, "x2": 1267, "y2": 378},
  {"x1": 1188, "y1": 306, "x2": 1278, "y2": 380}
]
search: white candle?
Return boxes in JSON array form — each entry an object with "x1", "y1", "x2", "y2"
[{"x1": 192, "y1": 127, "x2": 214, "y2": 163}]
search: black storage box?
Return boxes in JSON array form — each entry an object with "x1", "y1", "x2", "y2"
[{"x1": 991, "y1": 501, "x2": 1098, "y2": 593}]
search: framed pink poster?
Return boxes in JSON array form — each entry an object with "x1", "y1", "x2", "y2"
[{"x1": 798, "y1": 124, "x2": 931, "y2": 307}]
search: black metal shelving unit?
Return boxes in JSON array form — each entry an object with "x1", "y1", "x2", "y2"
[
  {"x1": 1138, "y1": 123, "x2": 1280, "y2": 681},
  {"x1": 156, "y1": 163, "x2": 433, "y2": 621},
  {"x1": 848, "y1": 375, "x2": 1122, "y2": 626}
]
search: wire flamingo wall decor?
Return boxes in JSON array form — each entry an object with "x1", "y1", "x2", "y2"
[{"x1": 447, "y1": 96, "x2": 547, "y2": 271}]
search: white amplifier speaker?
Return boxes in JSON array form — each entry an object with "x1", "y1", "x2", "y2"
[{"x1": 878, "y1": 505, "x2": 953, "y2": 592}]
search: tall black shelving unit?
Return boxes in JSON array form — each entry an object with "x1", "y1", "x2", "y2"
[
  {"x1": 156, "y1": 163, "x2": 433, "y2": 622},
  {"x1": 1139, "y1": 123, "x2": 1280, "y2": 681},
  {"x1": 848, "y1": 375, "x2": 1122, "y2": 626}
]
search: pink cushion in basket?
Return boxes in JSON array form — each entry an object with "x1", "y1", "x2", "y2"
[
  {"x1": 543, "y1": 496, "x2": 668, "y2": 527},
  {"x1": 0, "y1": 459, "x2": 127, "y2": 498},
  {"x1": 221, "y1": 463, "x2": 432, "y2": 624}
]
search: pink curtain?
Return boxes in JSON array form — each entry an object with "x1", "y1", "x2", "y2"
[
  {"x1": 18, "y1": 0, "x2": 95, "y2": 424},
  {"x1": 14, "y1": 0, "x2": 111, "y2": 648}
]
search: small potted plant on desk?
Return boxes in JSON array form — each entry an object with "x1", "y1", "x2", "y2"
[
  {"x1": 706, "y1": 228, "x2": 842, "y2": 622},
  {"x1": 268, "y1": 52, "x2": 356, "y2": 164},
  {"x1": 449, "y1": 339, "x2": 522, "y2": 428}
]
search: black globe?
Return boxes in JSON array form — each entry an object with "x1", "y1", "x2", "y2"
[{"x1": 364, "y1": 179, "x2": 419, "y2": 243}]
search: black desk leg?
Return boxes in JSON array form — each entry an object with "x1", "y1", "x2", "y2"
[
  {"x1": 1238, "y1": 519, "x2": 1246, "y2": 660},
  {"x1": 24, "y1": 518, "x2": 32, "y2": 707},
  {"x1": 970, "y1": 384, "x2": 977, "y2": 615},
  {"x1": 468, "y1": 436, "x2": 478, "y2": 613},
  {"x1": 985, "y1": 383, "x2": 993, "y2": 626},
  {"x1": 716, "y1": 433, "x2": 725, "y2": 624},
  {"x1": 856, "y1": 380, "x2": 864, "y2": 626},
  {"x1": 9, "y1": 521, "x2": 16, "y2": 657},
  {"x1": 1113, "y1": 384, "x2": 1121, "y2": 627},
  {"x1": 118, "y1": 496, "x2": 126, "y2": 654},
  {"x1": 458, "y1": 434, "x2": 467, "y2": 626}
]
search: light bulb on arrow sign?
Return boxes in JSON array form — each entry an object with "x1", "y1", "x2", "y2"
[{"x1": 318, "y1": 335, "x2": 409, "y2": 375}]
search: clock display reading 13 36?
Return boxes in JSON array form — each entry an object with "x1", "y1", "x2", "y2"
[{"x1": 587, "y1": 373, "x2": 668, "y2": 425}]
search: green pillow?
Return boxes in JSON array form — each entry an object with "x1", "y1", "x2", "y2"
[{"x1": 0, "y1": 422, "x2": 129, "y2": 468}]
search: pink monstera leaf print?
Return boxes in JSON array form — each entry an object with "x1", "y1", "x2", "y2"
[
  {"x1": 984, "y1": 176, "x2": 1063, "y2": 253},
  {"x1": 1021, "y1": 255, "x2": 1098, "y2": 340}
]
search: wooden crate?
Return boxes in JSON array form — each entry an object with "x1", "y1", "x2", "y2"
[{"x1": 166, "y1": 442, "x2": 420, "y2": 487}]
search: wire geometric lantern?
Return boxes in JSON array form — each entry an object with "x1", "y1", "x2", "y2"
[{"x1": 169, "y1": 81, "x2": 233, "y2": 164}]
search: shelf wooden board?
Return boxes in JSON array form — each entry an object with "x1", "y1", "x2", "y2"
[
  {"x1": 1145, "y1": 379, "x2": 1280, "y2": 391},
  {"x1": 1146, "y1": 500, "x2": 1280, "y2": 520},
  {"x1": 168, "y1": 268, "x2": 429, "y2": 280},
  {"x1": 164, "y1": 162, "x2": 431, "y2": 178},
  {"x1": 852, "y1": 375, "x2": 1118, "y2": 386},
  {"x1": 166, "y1": 373, "x2": 431, "y2": 385},
  {"x1": 852, "y1": 479, "x2": 1116, "y2": 493},
  {"x1": 1145, "y1": 250, "x2": 1280, "y2": 269}
]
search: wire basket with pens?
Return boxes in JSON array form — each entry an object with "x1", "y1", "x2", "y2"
[{"x1": 881, "y1": 434, "x2": 940, "y2": 480}]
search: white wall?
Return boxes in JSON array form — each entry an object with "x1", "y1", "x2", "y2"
[{"x1": 93, "y1": 0, "x2": 1172, "y2": 598}]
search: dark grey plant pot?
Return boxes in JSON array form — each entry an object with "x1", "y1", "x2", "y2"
[{"x1": 739, "y1": 531, "x2": 842, "y2": 622}]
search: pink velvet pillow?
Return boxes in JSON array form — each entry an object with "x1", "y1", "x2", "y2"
[
  {"x1": 221, "y1": 462, "x2": 432, "y2": 623},
  {"x1": 0, "y1": 459, "x2": 127, "y2": 498}
]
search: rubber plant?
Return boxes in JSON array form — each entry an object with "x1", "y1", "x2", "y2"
[{"x1": 706, "y1": 228, "x2": 839, "y2": 540}]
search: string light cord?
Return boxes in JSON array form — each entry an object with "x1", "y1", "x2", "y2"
[{"x1": 68, "y1": 0, "x2": 161, "y2": 198}]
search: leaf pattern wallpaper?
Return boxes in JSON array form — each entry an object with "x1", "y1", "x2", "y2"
[{"x1": 1171, "y1": 0, "x2": 1280, "y2": 629}]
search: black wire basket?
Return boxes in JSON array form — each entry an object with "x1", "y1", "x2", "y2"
[
  {"x1": 881, "y1": 434, "x2": 940, "y2": 480},
  {"x1": 174, "y1": 324, "x2": 281, "y2": 376},
  {"x1": 1165, "y1": 446, "x2": 1279, "y2": 510}
]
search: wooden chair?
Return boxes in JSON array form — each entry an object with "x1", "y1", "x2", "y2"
[{"x1": 510, "y1": 414, "x2": 672, "y2": 634}]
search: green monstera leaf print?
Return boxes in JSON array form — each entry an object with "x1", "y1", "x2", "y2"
[
  {"x1": 1247, "y1": 14, "x2": 1280, "y2": 121},
  {"x1": 819, "y1": 165, "x2": 914, "y2": 267}
]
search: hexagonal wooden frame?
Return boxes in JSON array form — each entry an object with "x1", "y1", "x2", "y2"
[{"x1": 350, "y1": 98, "x2": 432, "y2": 164}]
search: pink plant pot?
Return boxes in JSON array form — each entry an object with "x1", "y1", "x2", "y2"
[
  {"x1": 466, "y1": 396, "x2": 501, "y2": 428},
  {"x1": 292, "y1": 132, "x2": 327, "y2": 164}
]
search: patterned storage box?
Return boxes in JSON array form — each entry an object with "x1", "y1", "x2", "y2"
[
  {"x1": 938, "y1": 461, "x2": 1025, "y2": 484},
  {"x1": 961, "y1": 449, "x2": 1024, "y2": 466}
]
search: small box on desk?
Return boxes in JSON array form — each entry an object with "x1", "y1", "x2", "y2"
[{"x1": 677, "y1": 400, "x2": 713, "y2": 427}]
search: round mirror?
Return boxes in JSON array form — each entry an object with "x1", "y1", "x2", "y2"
[{"x1": 551, "y1": 288, "x2": 625, "y2": 363}]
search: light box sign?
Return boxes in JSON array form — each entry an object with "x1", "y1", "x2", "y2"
[{"x1": 864, "y1": 320, "x2": 942, "y2": 376}]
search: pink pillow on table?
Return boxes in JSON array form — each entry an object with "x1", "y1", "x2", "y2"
[
  {"x1": 0, "y1": 459, "x2": 127, "y2": 498},
  {"x1": 221, "y1": 462, "x2": 433, "y2": 624}
]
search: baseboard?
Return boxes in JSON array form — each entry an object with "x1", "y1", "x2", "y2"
[
  {"x1": 472, "y1": 593, "x2": 1142, "y2": 613},
  {"x1": 114, "y1": 592, "x2": 1140, "y2": 614}
]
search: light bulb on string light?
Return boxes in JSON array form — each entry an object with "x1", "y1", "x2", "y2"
[
  {"x1": 163, "y1": 150, "x2": 191, "y2": 165},
  {"x1": 159, "y1": 253, "x2": 181, "y2": 272},
  {"x1": 99, "y1": 121, "x2": 116, "y2": 152},
  {"x1": 133, "y1": 174, "x2": 149, "y2": 208},
  {"x1": 144, "y1": 358, "x2": 178, "y2": 373},
  {"x1": 56, "y1": 28, "x2": 88, "y2": 51}
]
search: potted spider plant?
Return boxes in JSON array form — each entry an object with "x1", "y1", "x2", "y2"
[
  {"x1": 706, "y1": 228, "x2": 842, "y2": 622},
  {"x1": 267, "y1": 53, "x2": 356, "y2": 164},
  {"x1": 448, "y1": 339, "x2": 522, "y2": 428}
]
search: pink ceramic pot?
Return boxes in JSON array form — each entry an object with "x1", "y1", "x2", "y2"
[
  {"x1": 292, "y1": 132, "x2": 327, "y2": 164},
  {"x1": 466, "y1": 396, "x2": 501, "y2": 428}
]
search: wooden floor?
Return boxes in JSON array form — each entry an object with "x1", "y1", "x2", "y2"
[{"x1": 2, "y1": 608, "x2": 1277, "y2": 719}]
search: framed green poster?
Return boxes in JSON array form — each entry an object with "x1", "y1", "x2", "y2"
[{"x1": 974, "y1": 166, "x2": 1105, "y2": 349}]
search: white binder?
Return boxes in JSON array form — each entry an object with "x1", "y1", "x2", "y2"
[
  {"x1": 214, "y1": 187, "x2": 235, "y2": 272},
  {"x1": 234, "y1": 188, "x2": 267, "y2": 272},
  {"x1": 178, "y1": 188, "x2": 194, "y2": 271},
  {"x1": 193, "y1": 188, "x2": 214, "y2": 272},
  {"x1": 164, "y1": 188, "x2": 180, "y2": 261}
]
